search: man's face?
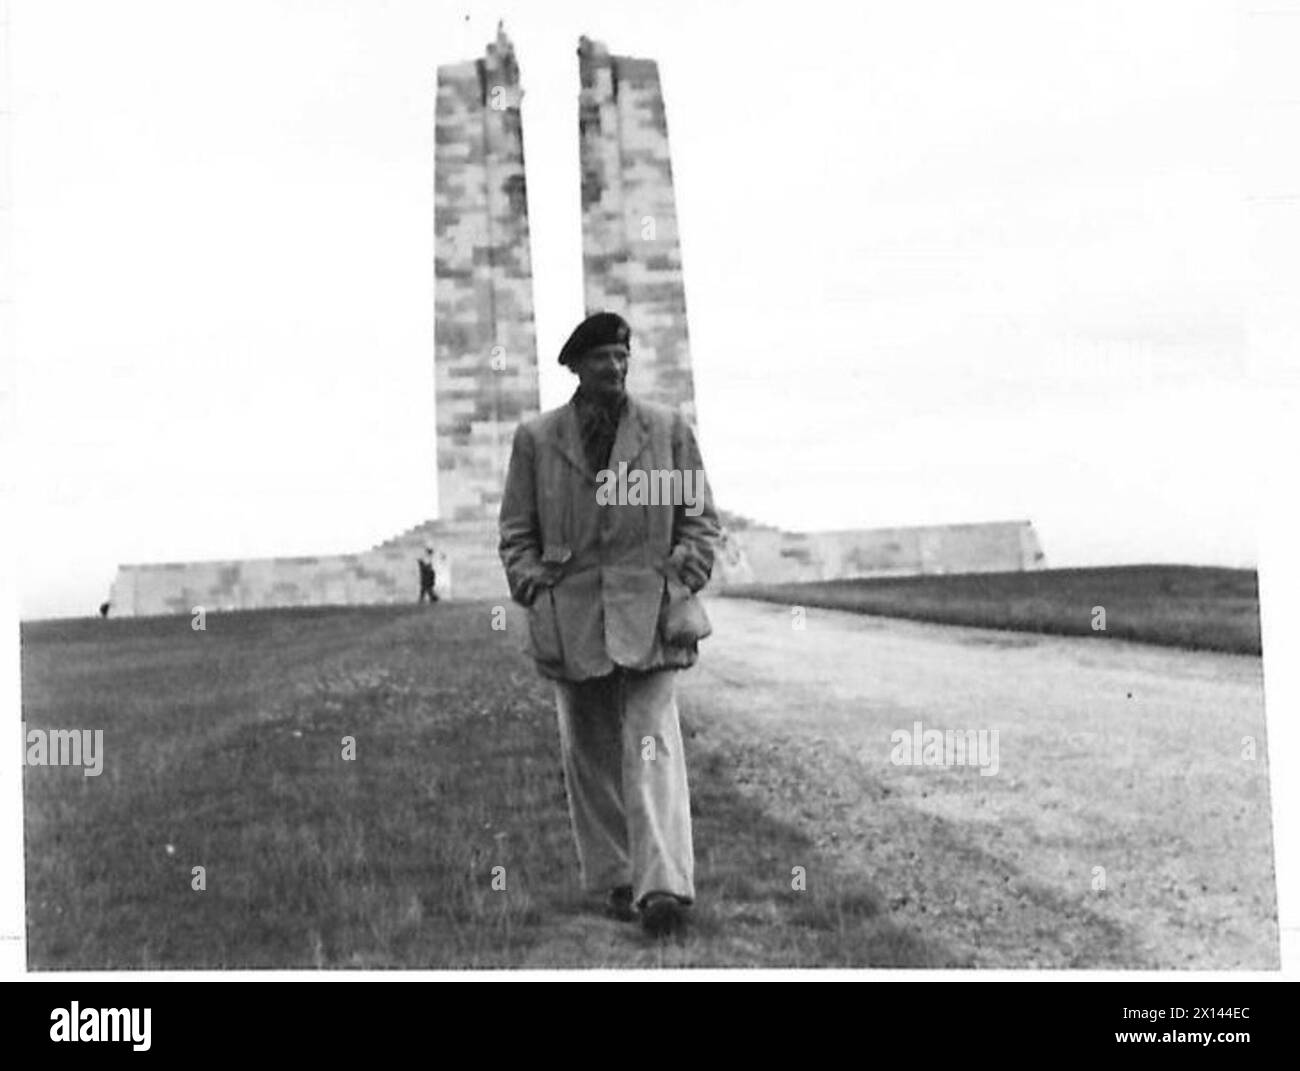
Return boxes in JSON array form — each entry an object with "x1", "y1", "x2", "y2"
[{"x1": 574, "y1": 343, "x2": 629, "y2": 401}]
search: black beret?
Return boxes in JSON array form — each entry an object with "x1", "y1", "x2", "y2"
[{"x1": 558, "y1": 311, "x2": 631, "y2": 366}]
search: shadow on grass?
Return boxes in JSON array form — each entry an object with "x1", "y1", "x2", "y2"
[
  {"x1": 681, "y1": 745, "x2": 953, "y2": 968},
  {"x1": 679, "y1": 669, "x2": 1146, "y2": 969}
]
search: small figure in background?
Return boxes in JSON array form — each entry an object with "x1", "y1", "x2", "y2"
[
  {"x1": 98, "y1": 601, "x2": 111, "y2": 619},
  {"x1": 417, "y1": 545, "x2": 439, "y2": 603}
]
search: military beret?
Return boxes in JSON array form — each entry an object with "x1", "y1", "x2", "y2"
[{"x1": 558, "y1": 311, "x2": 631, "y2": 366}]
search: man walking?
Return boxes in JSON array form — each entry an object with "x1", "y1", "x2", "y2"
[
  {"x1": 417, "y1": 545, "x2": 438, "y2": 603},
  {"x1": 498, "y1": 311, "x2": 719, "y2": 936}
]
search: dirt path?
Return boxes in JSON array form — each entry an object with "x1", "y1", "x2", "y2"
[{"x1": 677, "y1": 597, "x2": 1279, "y2": 969}]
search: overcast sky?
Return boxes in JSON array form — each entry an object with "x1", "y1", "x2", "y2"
[{"x1": 8, "y1": 0, "x2": 1265, "y2": 618}]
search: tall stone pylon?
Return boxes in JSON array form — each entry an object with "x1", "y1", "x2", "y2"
[
  {"x1": 578, "y1": 37, "x2": 696, "y2": 425},
  {"x1": 435, "y1": 24, "x2": 541, "y2": 522}
]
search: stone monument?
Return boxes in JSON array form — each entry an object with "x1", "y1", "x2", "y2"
[{"x1": 106, "y1": 29, "x2": 1045, "y2": 617}]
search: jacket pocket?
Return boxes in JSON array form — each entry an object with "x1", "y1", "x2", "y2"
[{"x1": 528, "y1": 588, "x2": 565, "y2": 665}]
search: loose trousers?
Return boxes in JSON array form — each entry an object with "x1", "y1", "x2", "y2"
[{"x1": 552, "y1": 667, "x2": 695, "y2": 904}]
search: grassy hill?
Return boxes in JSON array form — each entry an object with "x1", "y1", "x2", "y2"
[
  {"x1": 21, "y1": 605, "x2": 947, "y2": 969},
  {"x1": 722, "y1": 565, "x2": 1262, "y2": 655}
]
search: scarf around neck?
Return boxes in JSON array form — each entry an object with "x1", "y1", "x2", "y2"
[{"x1": 571, "y1": 386, "x2": 627, "y2": 476}]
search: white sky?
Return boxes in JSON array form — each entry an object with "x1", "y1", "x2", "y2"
[{"x1": 6, "y1": 0, "x2": 1268, "y2": 617}]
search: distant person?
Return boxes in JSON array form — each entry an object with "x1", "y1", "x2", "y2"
[
  {"x1": 498, "y1": 311, "x2": 719, "y2": 937},
  {"x1": 417, "y1": 546, "x2": 438, "y2": 603},
  {"x1": 99, "y1": 601, "x2": 110, "y2": 619}
]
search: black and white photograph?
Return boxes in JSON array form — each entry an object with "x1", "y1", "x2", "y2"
[{"x1": 4, "y1": 0, "x2": 1299, "y2": 1002}]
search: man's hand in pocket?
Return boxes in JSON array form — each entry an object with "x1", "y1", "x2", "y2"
[
  {"x1": 666, "y1": 545, "x2": 709, "y2": 592},
  {"x1": 517, "y1": 567, "x2": 561, "y2": 606},
  {"x1": 517, "y1": 572, "x2": 546, "y2": 606}
]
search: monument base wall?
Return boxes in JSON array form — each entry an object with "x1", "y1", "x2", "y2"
[
  {"x1": 108, "y1": 518, "x2": 508, "y2": 617},
  {"x1": 109, "y1": 517, "x2": 1045, "y2": 617},
  {"x1": 710, "y1": 519, "x2": 1046, "y2": 590}
]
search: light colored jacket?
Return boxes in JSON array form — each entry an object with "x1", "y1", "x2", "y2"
[{"x1": 498, "y1": 395, "x2": 720, "y2": 681}]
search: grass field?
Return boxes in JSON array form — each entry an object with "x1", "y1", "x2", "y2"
[
  {"x1": 723, "y1": 565, "x2": 1261, "y2": 655},
  {"x1": 21, "y1": 605, "x2": 951, "y2": 969}
]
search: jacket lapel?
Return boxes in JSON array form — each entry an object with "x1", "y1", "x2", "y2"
[
  {"x1": 549, "y1": 404, "x2": 598, "y2": 485},
  {"x1": 546, "y1": 396, "x2": 652, "y2": 484}
]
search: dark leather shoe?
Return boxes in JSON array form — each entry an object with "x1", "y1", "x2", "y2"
[
  {"x1": 639, "y1": 892, "x2": 689, "y2": 937},
  {"x1": 605, "y1": 885, "x2": 636, "y2": 922}
]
